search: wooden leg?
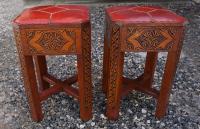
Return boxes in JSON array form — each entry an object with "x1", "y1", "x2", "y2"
[
  {"x1": 106, "y1": 24, "x2": 124, "y2": 120},
  {"x1": 77, "y1": 24, "x2": 92, "y2": 121},
  {"x1": 143, "y1": 52, "x2": 158, "y2": 88},
  {"x1": 20, "y1": 55, "x2": 43, "y2": 122},
  {"x1": 155, "y1": 51, "x2": 181, "y2": 119},
  {"x1": 34, "y1": 56, "x2": 50, "y2": 91},
  {"x1": 102, "y1": 27, "x2": 110, "y2": 94}
]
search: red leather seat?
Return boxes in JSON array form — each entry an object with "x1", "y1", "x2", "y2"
[
  {"x1": 106, "y1": 6, "x2": 187, "y2": 24},
  {"x1": 13, "y1": 5, "x2": 89, "y2": 25}
]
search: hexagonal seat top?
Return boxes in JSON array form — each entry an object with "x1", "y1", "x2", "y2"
[
  {"x1": 106, "y1": 6, "x2": 187, "y2": 24},
  {"x1": 13, "y1": 5, "x2": 89, "y2": 25}
]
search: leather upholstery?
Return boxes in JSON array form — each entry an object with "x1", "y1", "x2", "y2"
[
  {"x1": 106, "y1": 6, "x2": 187, "y2": 24},
  {"x1": 13, "y1": 5, "x2": 89, "y2": 25}
]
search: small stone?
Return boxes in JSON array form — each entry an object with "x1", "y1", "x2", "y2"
[
  {"x1": 134, "y1": 115, "x2": 138, "y2": 120},
  {"x1": 91, "y1": 122, "x2": 95, "y2": 126},
  {"x1": 46, "y1": 127, "x2": 51, "y2": 129},
  {"x1": 80, "y1": 124, "x2": 85, "y2": 129},
  {"x1": 127, "y1": 109, "x2": 133, "y2": 114},
  {"x1": 100, "y1": 114, "x2": 106, "y2": 119},
  {"x1": 156, "y1": 120, "x2": 160, "y2": 123},
  {"x1": 60, "y1": 116, "x2": 65, "y2": 120},
  {"x1": 161, "y1": 122, "x2": 165, "y2": 127},
  {"x1": 142, "y1": 109, "x2": 147, "y2": 114},
  {"x1": 61, "y1": 100, "x2": 66, "y2": 104},
  {"x1": 47, "y1": 116, "x2": 51, "y2": 120},
  {"x1": 147, "y1": 120, "x2": 151, "y2": 124},
  {"x1": 142, "y1": 126, "x2": 145, "y2": 129}
]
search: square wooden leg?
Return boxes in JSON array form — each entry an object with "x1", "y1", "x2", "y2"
[
  {"x1": 77, "y1": 24, "x2": 92, "y2": 121},
  {"x1": 102, "y1": 27, "x2": 110, "y2": 95},
  {"x1": 20, "y1": 55, "x2": 43, "y2": 122},
  {"x1": 34, "y1": 55, "x2": 50, "y2": 92},
  {"x1": 143, "y1": 52, "x2": 158, "y2": 88},
  {"x1": 156, "y1": 50, "x2": 181, "y2": 119},
  {"x1": 106, "y1": 25, "x2": 124, "y2": 120},
  {"x1": 106, "y1": 51, "x2": 124, "y2": 120}
]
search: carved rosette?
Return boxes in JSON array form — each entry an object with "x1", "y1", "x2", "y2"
[
  {"x1": 123, "y1": 26, "x2": 180, "y2": 51},
  {"x1": 81, "y1": 24, "x2": 92, "y2": 110},
  {"x1": 107, "y1": 24, "x2": 121, "y2": 110},
  {"x1": 22, "y1": 28, "x2": 77, "y2": 54}
]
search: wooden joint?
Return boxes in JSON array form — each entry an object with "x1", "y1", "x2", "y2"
[
  {"x1": 39, "y1": 74, "x2": 79, "y2": 101},
  {"x1": 121, "y1": 76, "x2": 159, "y2": 99}
]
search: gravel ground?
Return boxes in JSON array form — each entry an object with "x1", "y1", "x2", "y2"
[{"x1": 0, "y1": 0, "x2": 200, "y2": 128}]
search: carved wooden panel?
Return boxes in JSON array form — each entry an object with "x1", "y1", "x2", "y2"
[
  {"x1": 21, "y1": 28, "x2": 78, "y2": 55},
  {"x1": 122, "y1": 26, "x2": 181, "y2": 52}
]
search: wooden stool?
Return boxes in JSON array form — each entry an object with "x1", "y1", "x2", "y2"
[
  {"x1": 12, "y1": 5, "x2": 92, "y2": 122},
  {"x1": 103, "y1": 6, "x2": 187, "y2": 120}
]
